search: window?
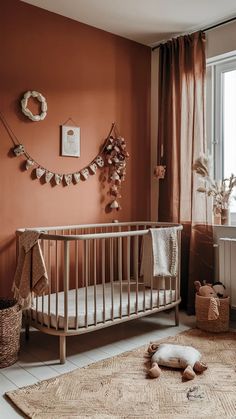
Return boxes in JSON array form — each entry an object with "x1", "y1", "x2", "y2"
[{"x1": 207, "y1": 55, "x2": 236, "y2": 217}]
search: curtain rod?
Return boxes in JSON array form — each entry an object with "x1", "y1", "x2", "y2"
[{"x1": 152, "y1": 15, "x2": 236, "y2": 51}]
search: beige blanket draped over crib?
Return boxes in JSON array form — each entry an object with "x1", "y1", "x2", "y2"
[
  {"x1": 141, "y1": 227, "x2": 178, "y2": 287},
  {"x1": 12, "y1": 230, "x2": 48, "y2": 309}
]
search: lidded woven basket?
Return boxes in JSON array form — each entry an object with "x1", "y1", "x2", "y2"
[
  {"x1": 195, "y1": 294, "x2": 230, "y2": 333},
  {"x1": 0, "y1": 299, "x2": 22, "y2": 368}
]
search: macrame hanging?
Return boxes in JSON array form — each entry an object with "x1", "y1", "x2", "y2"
[
  {"x1": 103, "y1": 134, "x2": 128, "y2": 212},
  {"x1": 0, "y1": 113, "x2": 129, "y2": 211}
]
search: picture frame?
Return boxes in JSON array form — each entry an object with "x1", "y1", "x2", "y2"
[{"x1": 61, "y1": 125, "x2": 80, "y2": 157}]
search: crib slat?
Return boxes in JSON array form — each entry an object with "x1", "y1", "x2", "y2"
[
  {"x1": 174, "y1": 231, "x2": 181, "y2": 326},
  {"x1": 118, "y1": 235, "x2": 122, "y2": 318},
  {"x1": 110, "y1": 238, "x2": 114, "y2": 321},
  {"x1": 88, "y1": 237, "x2": 91, "y2": 286},
  {"x1": 133, "y1": 234, "x2": 138, "y2": 280},
  {"x1": 41, "y1": 239, "x2": 45, "y2": 325},
  {"x1": 64, "y1": 241, "x2": 69, "y2": 332},
  {"x1": 150, "y1": 266, "x2": 153, "y2": 311},
  {"x1": 62, "y1": 230, "x2": 65, "y2": 330},
  {"x1": 164, "y1": 275, "x2": 166, "y2": 306},
  {"x1": 84, "y1": 240, "x2": 89, "y2": 328},
  {"x1": 102, "y1": 238, "x2": 106, "y2": 323},
  {"x1": 143, "y1": 278, "x2": 146, "y2": 312},
  {"x1": 177, "y1": 231, "x2": 181, "y2": 300},
  {"x1": 157, "y1": 278, "x2": 160, "y2": 308},
  {"x1": 82, "y1": 232, "x2": 85, "y2": 288},
  {"x1": 47, "y1": 239, "x2": 51, "y2": 328},
  {"x1": 75, "y1": 238, "x2": 79, "y2": 330},
  {"x1": 36, "y1": 235, "x2": 39, "y2": 321},
  {"x1": 94, "y1": 239, "x2": 97, "y2": 326},
  {"x1": 55, "y1": 234, "x2": 59, "y2": 330},
  {"x1": 134, "y1": 235, "x2": 139, "y2": 314},
  {"x1": 127, "y1": 236, "x2": 131, "y2": 316}
]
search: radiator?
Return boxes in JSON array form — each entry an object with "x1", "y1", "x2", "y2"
[{"x1": 219, "y1": 238, "x2": 236, "y2": 309}]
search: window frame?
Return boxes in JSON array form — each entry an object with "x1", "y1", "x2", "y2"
[{"x1": 207, "y1": 55, "x2": 236, "y2": 221}]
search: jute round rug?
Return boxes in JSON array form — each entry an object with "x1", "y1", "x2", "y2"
[{"x1": 6, "y1": 329, "x2": 236, "y2": 418}]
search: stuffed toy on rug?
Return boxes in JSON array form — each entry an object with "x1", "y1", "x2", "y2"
[{"x1": 147, "y1": 343, "x2": 207, "y2": 380}]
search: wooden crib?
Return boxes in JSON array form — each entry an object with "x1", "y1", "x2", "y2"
[{"x1": 16, "y1": 221, "x2": 182, "y2": 363}]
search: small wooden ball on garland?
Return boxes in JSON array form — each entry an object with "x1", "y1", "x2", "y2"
[{"x1": 104, "y1": 134, "x2": 129, "y2": 212}]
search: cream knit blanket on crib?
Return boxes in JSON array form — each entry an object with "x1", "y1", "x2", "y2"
[
  {"x1": 141, "y1": 227, "x2": 178, "y2": 284},
  {"x1": 12, "y1": 230, "x2": 48, "y2": 309}
]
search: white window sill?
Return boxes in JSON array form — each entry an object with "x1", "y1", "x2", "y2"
[
  {"x1": 213, "y1": 212, "x2": 236, "y2": 228},
  {"x1": 213, "y1": 221, "x2": 236, "y2": 255},
  {"x1": 213, "y1": 224, "x2": 236, "y2": 228}
]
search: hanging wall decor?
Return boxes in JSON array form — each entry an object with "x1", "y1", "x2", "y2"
[
  {"x1": 21, "y1": 91, "x2": 47, "y2": 121},
  {"x1": 0, "y1": 113, "x2": 129, "y2": 212},
  {"x1": 61, "y1": 125, "x2": 80, "y2": 157},
  {"x1": 103, "y1": 134, "x2": 129, "y2": 212},
  {"x1": 154, "y1": 165, "x2": 166, "y2": 179}
]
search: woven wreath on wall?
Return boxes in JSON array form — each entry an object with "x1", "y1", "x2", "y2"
[{"x1": 21, "y1": 91, "x2": 47, "y2": 122}]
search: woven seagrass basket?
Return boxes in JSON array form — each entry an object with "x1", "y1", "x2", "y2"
[
  {"x1": 0, "y1": 299, "x2": 22, "y2": 368},
  {"x1": 195, "y1": 294, "x2": 230, "y2": 333}
]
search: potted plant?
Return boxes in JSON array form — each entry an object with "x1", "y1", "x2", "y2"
[{"x1": 193, "y1": 155, "x2": 236, "y2": 225}]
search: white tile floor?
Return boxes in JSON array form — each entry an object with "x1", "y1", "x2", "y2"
[{"x1": 0, "y1": 310, "x2": 216, "y2": 418}]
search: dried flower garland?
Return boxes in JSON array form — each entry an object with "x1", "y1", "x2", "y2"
[
  {"x1": 193, "y1": 154, "x2": 236, "y2": 214},
  {"x1": 21, "y1": 91, "x2": 47, "y2": 121},
  {"x1": 103, "y1": 135, "x2": 129, "y2": 211}
]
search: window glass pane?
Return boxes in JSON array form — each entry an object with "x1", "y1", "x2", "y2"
[{"x1": 223, "y1": 69, "x2": 236, "y2": 211}]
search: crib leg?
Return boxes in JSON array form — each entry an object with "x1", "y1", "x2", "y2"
[
  {"x1": 175, "y1": 305, "x2": 179, "y2": 326},
  {"x1": 60, "y1": 336, "x2": 66, "y2": 364}
]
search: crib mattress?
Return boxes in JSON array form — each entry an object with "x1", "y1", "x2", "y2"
[{"x1": 31, "y1": 282, "x2": 176, "y2": 330}]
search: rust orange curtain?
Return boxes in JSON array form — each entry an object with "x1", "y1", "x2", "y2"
[{"x1": 157, "y1": 31, "x2": 214, "y2": 313}]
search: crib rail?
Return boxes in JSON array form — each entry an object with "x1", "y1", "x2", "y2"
[
  {"x1": 16, "y1": 222, "x2": 182, "y2": 362},
  {"x1": 16, "y1": 221, "x2": 182, "y2": 233}
]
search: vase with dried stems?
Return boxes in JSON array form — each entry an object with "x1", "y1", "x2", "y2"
[{"x1": 193, "y1": 155, "x2": 236, "y2": 225}]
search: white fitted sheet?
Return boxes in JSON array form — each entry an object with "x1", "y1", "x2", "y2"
[{"x1": 31, "y1": 282, "x2": 176, "y2": 329}]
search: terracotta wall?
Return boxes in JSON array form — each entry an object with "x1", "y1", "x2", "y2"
[{"x1": 0, "y1": 0, "x2": 151, "y2": 296}]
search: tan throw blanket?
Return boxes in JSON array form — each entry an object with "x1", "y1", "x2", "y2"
[
  {"x1": 141, "y1": 227, "x2": 178, "y2": 286},
  {"x1": 12, "y1": 230, "x2": 48, "y2": 309},
  {"x1": 208, "y1": 297, "x2": 220, "y2": 320}
]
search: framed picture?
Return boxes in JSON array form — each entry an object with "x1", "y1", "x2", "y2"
[{"x1": 61, "y1": 125, "x2": 80, "y2": 157}]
